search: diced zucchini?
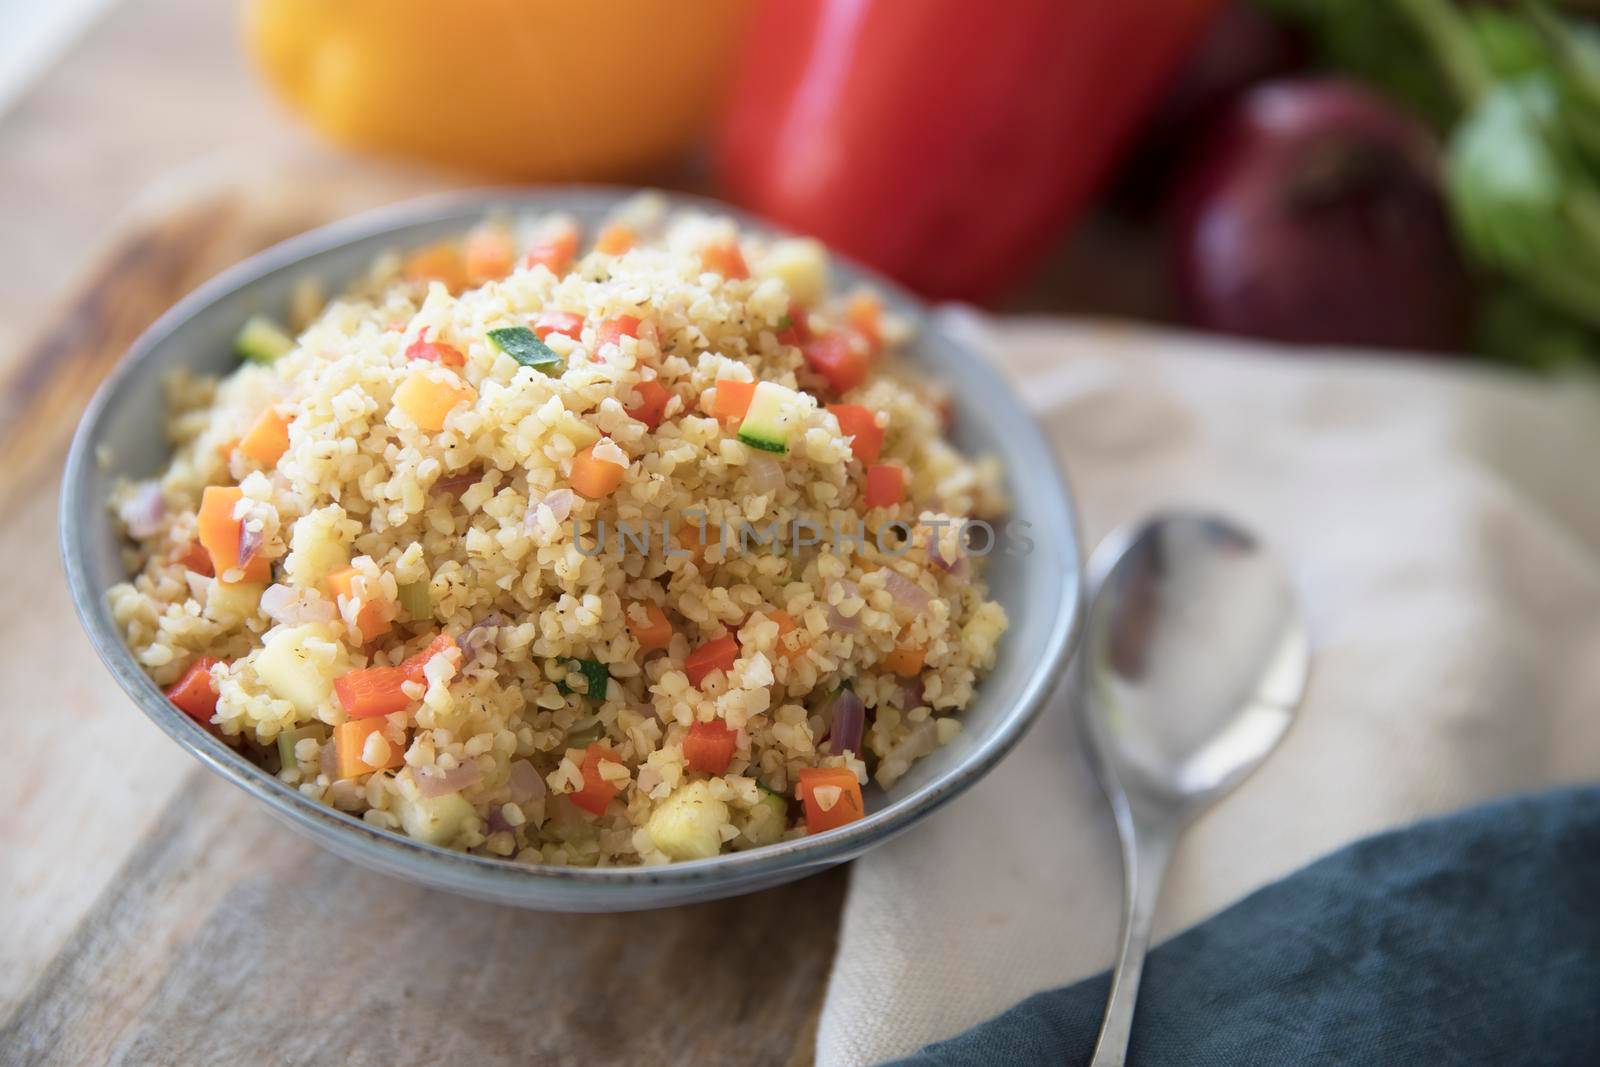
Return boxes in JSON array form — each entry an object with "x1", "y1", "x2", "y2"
[
  {"x1": 737, "y1": 381, "x2": 805, "y2": 454},
  {"x1": 555, "y1": 658, "x2": 610, "y2": 700},
  {"x1": 759, "y1": 238, "x2": 829, "y2": 307},
  {"x1": 254, "y1": 622, "x2": 346, "y2": 716},
  {"x1": 203, "y1": 579, "x2": 265, "y2": 626},
  {"x1": 234, "y1": 315, "x2": 295, "y2": 364},
  {"x1": 276, "y1": 724, "x2": 325, "y2": 773},
  {"x1": 739, "y1": 788, "x2": 789, "y2": 848},
  {"x1": 393, "y1": 784, "x2": 477, "y2": 846},
  {"x1": 488, "y1": 326, "x2": 562, "y2": 375},
  {"x1": 646, "y1": 781, "x2": 730, "y2": 860},
  {"x1": 564, "y1": 720, "x2": 604, "y2": 748},
  {"x1": 396, "y1": 579, "x2": 432, "y2": 620}
]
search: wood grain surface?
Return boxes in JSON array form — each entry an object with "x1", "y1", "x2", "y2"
[{"x1": 0, "y1": 184, "x2": 844, "y2": 1067}]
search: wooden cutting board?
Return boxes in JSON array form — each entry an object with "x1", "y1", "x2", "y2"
[{"x1": 0, "y1": 179, "x2": 844, "y2": 1067}]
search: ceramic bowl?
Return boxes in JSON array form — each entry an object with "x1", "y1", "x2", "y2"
[{"x1": 61, "y1": 188, "x2": 1082, "y2": 911}]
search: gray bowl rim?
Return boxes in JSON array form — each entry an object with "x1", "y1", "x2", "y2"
[{"x1": 60, "y1": 185, "x2": 1083, "y2": 897}]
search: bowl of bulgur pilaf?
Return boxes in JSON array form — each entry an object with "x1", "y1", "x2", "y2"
[{"x1": 62, "y1": 189, "x2": 1082, "y2": 911}]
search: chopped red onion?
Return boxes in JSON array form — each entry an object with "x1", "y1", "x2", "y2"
[
  {"x1": 414, "y1": 760, "x2": 483, "y2": 799},
  {"x1": 260, "y1": 583, "x2": 336, "y2": 625},
  {"x1": 878, "y1": 568, "x2": 932, "y2": 613},
  {"x1": 436, "y1": 468, "x2": 482, "y2": 496},
  {"x1": 119, "y1": 481, "x2": 167, "y2": 538},
  {"x1": 826, "y1": 689, "x2": 866, "y2": 756},
  {"x1": 747, "y1": 453, "x2": 785, "y2": 494},
  {"x1": 901, "y1": 676, "x2": 926, "y2": 709},
  {"x1": 236, "y1": 521, "x2": 264, "y2": 570},
  {"x1": 486, "y1": 806, "x2": 514, "y2": 834},
  {"x1": 826, "y1": 580, "x2": 861, "y2": 633},
  {"x1": 524, "y1": 487, "x2": 575, "y2": 530},
  {"x1": 460, "y1": 612, "x2": 504, "y2": 663},
  {"x1": 507, "y1": 759, "x2": 545, "y2": 803}
]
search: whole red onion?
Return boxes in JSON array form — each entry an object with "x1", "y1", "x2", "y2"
[{"x1": 1169, "y1": 79, "x2": 1472, "y2": 353}]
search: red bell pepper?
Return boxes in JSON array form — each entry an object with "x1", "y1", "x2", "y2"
[{"x1": 716, "y1": 0, "x2": 1223, "y2": 300}]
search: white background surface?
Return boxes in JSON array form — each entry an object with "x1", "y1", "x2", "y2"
[{"x1": 0, "y1": 0, "x2": 116, "y2": 117}]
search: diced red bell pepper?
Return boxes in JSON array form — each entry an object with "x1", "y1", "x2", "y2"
[
  {"x1": 685, "y1": 635, "x2": 739, "y2": 689},
  {"x1": 166, "y1": 656, "x2": 222, "y2": 728},
  {"x1": 531, "y1": 310, "x2": 585, "y2": 341},
  {"x1": 401, "y1": 633, "x2": 457, "y2": 684},
  {"x1": 827, "y1": 404, "x2": 884, "y2": 463},
  {"x1": 683, "y1": 720, "x2": 739, "y2": 776},
  {"x1": 802, "y1": 334, "x2": 870, "y2": 394},
  {"x1": 569, "y1": 743, "x2": 624, "y2": 815},
  {"x1": 776, "y1": 302, "x2": 811, "y2": 346},
  {"x1": 596, "y1": 315, "x2": 642, "y2": 351},
  {"x1": 864, "y1": 463, "x2": 906, "y2": 508},
  {"x1": 625, "y1": 379, "x2": 672, "y2": 430},
  {"x1": 405, "y1": 329, "x2": 466, "y2": 368}
]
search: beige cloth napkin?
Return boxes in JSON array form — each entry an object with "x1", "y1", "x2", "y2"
[{"x1": 816, "y1": 318, "x2": 1600, "y2": 1066}]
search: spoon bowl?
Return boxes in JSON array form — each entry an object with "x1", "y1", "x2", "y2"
[{"x1": 1079, "y1": 512, "x2": 1308, "y2": 1065}]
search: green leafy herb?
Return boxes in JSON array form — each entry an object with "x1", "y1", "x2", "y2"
[{"x1": 488, "y1": 326, "x2": 563, "y2": 375}]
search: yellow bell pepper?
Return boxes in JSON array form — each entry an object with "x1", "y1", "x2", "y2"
[{"x1": 245, "y1": 0, "x2": 751, "y2": 179}]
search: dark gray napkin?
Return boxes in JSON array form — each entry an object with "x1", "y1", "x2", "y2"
[{"x1": 886, "y1": 787, "x2": 1600, "y2": 1066}]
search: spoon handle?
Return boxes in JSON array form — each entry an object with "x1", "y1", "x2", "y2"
[{"x1": 1089, "y1": 822, "x2": 1176, "y2": 1066}]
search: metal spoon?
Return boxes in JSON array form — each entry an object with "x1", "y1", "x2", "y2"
[{"x1": 1079, "y1": 513, "x2": 1309, "y2": 1067}]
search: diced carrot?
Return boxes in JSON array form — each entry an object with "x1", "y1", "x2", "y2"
[
  {"x1": 776, "y1": 301, "x2": 811, "y2": 346},
  {"x1": 802, "y1": 334, "x2": 870, "y2": 394},
  {"x1": 796, "y1": 767, "x2": 866, "y2": 834},
  {"x1": 238, "y1": 407, "x2": 292, "y2": 467},
  {"x1": 683, "y1": 720, "x2": 738, "y2": 776},
  {"x1": 335, "y1": 718, "x2": 406, "y2": 779},
  {"x1": 197, "y1": 486, "x2": 271, "y2": 583},
  {"x1": 401, "y1": 633, "x2": 457, "y2": 684},
  {"x1": 334, "y1": 666, "x2": 412, "y2": 719},
  {"x1": 595, "y1": 315, "x2": 642, "y2": 351},
  {"x1": 846, "y1": 292, "x2": 884, "y2": 355},
  {"x1": 625, "y1": 379, "x2": 672, "y2": 430},
  {"x1": 594, "y1": 223, "x2": 635, "y2": 255},
  {"x1": 405, "y1": 328, "x2": 465, "y2": 368},
  {"x1": 402, "y1": 242, "x2": 468, "y2": 292},
  {"x1": 569, "y1": 743, "x2": 623, "y2": 815},
  {"x1": 326, "y1": 566, "x2": 393, "y2": 644},
  {"x1": 166, "y1": 656, "x2": 221, "y2": 728},
  {"x1": 394, "y1": 368, "x2": 476, "y2": 432},
  {"x1": 177, "y1": 540, "x2": 213, "y2": 577},
  {"x1": 531, "y1": 310, "x2": 585, "y2": 341},
  {"x1": 700, "y1": 240, "x2": 749, "y2": 279},
  {"x1": 685, "y1": 635, "x2": 739, "y2": 689},
  {"x1": 864, "y1": 464, "x2": 906, "y2": 509},
  {"x1": 767, "y1": 609, "x2": 808, "y2": 660},
  {"x1": 827, "y1": 404, "x2": 884, "y2": 464},
  {"x1": 523, "y1": 222, "x2": 579, "y2": 275},
  {"x1": 569, "y1": 443, "x2": 626, "y2": 500},
  {"x1": 883, "y1": 642, "x2": 927, "y2": 677},
  {"x1": 626, "y1": 603, "x2": 674, "y2": 653},
  {"x1": 712, "y1": 378, "x2": 756, "y2": 422},
  {"x1": 674, "y1": 523, "x2": 709, "y2": 563},
  {"x1": 464, "y1": 224, "x2": 515, "y2": 283}
]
